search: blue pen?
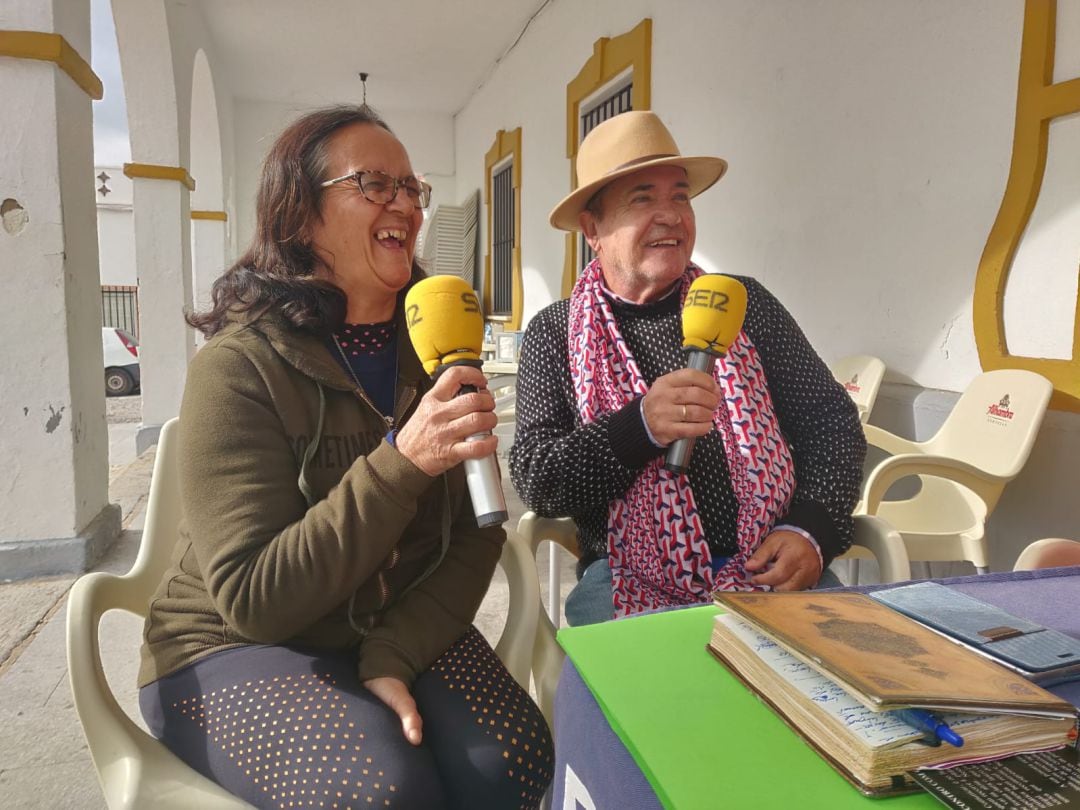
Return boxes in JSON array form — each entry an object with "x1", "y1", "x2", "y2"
[{"x1": 892, "y1": 708, "x2": 965, "y2": 748}]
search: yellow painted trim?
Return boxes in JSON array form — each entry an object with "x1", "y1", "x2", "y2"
[
  {"x1": 0, "y1": 31, "x2": 103, "y2": 100},
  {"x1": 561, "y1": 18, "x2": 652, "y2": 296},
  {"x1": 123, "y1": 163, "x2": 196, "y2": 192},
  {"x1": 483, "y1": 127, "x2": 523, "y2": 330},
  {"x1": 561, "y1": 233, "x2": 577, "y2": 300},
  {"x1": 191, "y1": 210, "x2": 227, "y2": 221},
  {"x1": 974, "y1": 0, "x2": 1080, "y2": 412}
]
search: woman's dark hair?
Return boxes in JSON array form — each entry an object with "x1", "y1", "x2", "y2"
[{"x1": 187, "y1": 104, "x2": 425, "y2": 338}]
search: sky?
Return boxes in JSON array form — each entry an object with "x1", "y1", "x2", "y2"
[{"x1": 91, "y1": 0, "x2": 131, "y2": 166}]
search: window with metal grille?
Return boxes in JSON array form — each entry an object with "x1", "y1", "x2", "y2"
[
  {"x1": 579, "y1": 81, "x2": 633, "y2": 271},
  {"x1": 491, "y1": 161, "x2": 514, "y2": 317},
  {"x1": 101, "y1": 285, "x2": 139, "y2": 339}
]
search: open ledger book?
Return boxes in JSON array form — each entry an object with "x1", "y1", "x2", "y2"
[{"x1": 710, "y1": 591, "x2": 1078, "y2": 797}]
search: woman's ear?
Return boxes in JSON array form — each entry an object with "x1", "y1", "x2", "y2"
[{"x1": 297, "y1": 214, "x2": 317, "y2": 247}]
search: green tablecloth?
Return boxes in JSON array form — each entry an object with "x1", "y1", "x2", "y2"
[{"x1": 558, "y1": 605, "x2": 940, "y2": 809}]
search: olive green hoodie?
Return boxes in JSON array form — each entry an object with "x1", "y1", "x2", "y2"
[{"x1": 137, "y1": 308, "x2": 505, "y2": 688}]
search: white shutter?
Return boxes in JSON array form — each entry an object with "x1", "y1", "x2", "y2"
[{"x1": 419, "y1": 190, "x2": 479, "y2": 287}]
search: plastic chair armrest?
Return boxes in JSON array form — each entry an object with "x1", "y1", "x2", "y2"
[
  {"x1": 862, "y1": 453, "x2": 1006, "y2": 514},
  {"x1": 515, "y1": 511, "x2": 580, "y2": 729},
  {"x1": 532, "y1": 609, "x2": 565, "y2": 727},
  {"x1": 66, "y1": 574, "x2": 152, "y2": 789},
  {"x1": 862, "y1": 423, "x2": 924, "y2": 456},
  {"x1": 516, "y1": 513, "x2": 580, "y2": 559},
  {"x1": 849, "y1": 515, "x2": 911, "y2": 583},
  {"x1": 493, "y1": 532, "x2": 541, "y2": 691}
]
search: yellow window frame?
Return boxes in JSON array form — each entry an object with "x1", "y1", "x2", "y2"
[
  {"x1": 484, "y1": 127, "x2": 523, "y2": 329},
  {"x1": 560, "y1": 18, "x2": 652, "y2": 297},
  {"x1": 974, "y1": 0, "x2": 1080, "y2": 411}
]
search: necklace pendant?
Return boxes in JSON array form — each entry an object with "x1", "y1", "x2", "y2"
[{"x1": 384, "y1": 415, "x2": 394, "y2": 429}]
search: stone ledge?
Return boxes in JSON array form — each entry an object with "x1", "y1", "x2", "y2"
[{"x1": 0, "y1": 503, "x2": 121, "y2": 582}]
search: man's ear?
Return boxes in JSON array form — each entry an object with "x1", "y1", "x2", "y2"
[{"x1": 579, "y1": 211, "x2": 601, "y2": 254}]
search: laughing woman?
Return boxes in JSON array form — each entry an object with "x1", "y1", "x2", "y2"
[{"x1": 137, "y1": 105, "x2": 552, "y2": 809}]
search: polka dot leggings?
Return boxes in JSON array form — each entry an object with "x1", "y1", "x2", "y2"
[{"x1": 140, "y1": 627, "x2": 553, "y2": 809}]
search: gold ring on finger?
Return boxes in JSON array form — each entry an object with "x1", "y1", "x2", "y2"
[{"x1": 681, "y1": 404, "x2": 688, "y2": 421}]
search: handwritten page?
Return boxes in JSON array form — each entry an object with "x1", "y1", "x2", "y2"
[{"x1": 718, "y1": 613, "x2": 924, "y2": 748}]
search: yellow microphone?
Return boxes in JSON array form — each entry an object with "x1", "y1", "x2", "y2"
[
  {"x1": 404, "y1": 275, "x2": 508, "y2": 527},
  {"x1": 664, "y1": 275, "x2": 748, "y2": 474},
  {"x1": 404, "y1": 274, "x2": 485, "y2": 376}
]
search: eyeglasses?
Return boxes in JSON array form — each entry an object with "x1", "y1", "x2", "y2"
[{"x1": 320, "y1": 170, "x2": 432, "y2": 209}]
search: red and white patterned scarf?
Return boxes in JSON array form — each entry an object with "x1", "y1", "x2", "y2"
[{"x1": 569, "y1": 260, "x2": 797, "y2": 616}]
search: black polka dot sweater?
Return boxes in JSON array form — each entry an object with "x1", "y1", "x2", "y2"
[{"x1": 508, "y1": 275, "x2": 867, "y2": 569}]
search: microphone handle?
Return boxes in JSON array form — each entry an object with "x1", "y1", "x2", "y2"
[
  {"x1": 663, "y1": 350, "x2": 718, "y2": 475},
  {"x1": 457, "y1": 382, "x2": 508, "y2": 528},
  {"x1": 464, "y1": 451, "x2": 508, "y2": 528}
]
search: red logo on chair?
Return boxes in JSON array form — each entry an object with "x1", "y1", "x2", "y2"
[
  {"x1": 844, "y1": 373, "x2": 862, "y2": 394},
  {"x1": 987, "y1": 394, "x2": 1014, "y2": 422}
]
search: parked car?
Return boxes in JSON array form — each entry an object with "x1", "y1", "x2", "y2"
[{"x1": 102, "y1": 327, "x2": 140, "y2": 396}]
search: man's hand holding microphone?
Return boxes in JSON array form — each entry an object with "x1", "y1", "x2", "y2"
[{"x1": 642, "y1": 274, "x2": 747, "y2": 474}]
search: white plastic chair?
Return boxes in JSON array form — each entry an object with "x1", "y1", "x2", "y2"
[
  {"x1": 67, "y1": 417, "x2": 539, "y2": 809},
  {"x1": 516, "y1": 511, "x2": 909, "y2": 727},
  {"x1": 1013, "y1": 538, "x2": 1080, "y2": 571},
  {"x1": 856, "y1": 369, "x2": 1053, "y2": 574},
  {"x1": 830, "y1": 354, "x2": 886, "y2": 424},
  {"x1": 484, "y1": 371, "x2": 518, "y2": 424},
  {"x1": 515, "y1": 513, "x2": 581, "y2": 725}
]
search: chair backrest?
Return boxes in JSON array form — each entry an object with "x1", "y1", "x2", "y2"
[
  {"x1": 928, "y1": 369, "x2": 1053, "y2": 481},
  {"x1": 829, "y1": 355, "x2": 886, "y2": 423},
  {"x1": 126, "y1": 417, "x2": 184, "y2": 602},
  {"x1": 67, "y1": 416, "x2": 252, "y2": 808}
]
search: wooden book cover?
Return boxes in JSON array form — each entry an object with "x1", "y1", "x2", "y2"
[{"x1": 714, "y1": 591, "x2": 1075, "y2": 717}]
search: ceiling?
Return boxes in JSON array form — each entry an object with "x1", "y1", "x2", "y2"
[{"x1": 195, "y1": 0, "x2": 551, "y2": 114}]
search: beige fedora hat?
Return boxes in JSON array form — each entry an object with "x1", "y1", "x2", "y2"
[{"x1": 549, "y1": 110, "x2": 728, "y2": 232}]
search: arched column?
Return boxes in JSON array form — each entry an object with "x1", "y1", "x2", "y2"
[
  {"x1": 0, "y1": 0, "x2": 120, "y2": 577},
  {"x1": 189, "y1": 48, "x2": 226, "y2": 343},
  {"x1": 111, "y1": 0, "x2": 195, "y2": 452}
]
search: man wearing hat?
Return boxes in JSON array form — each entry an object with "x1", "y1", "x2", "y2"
[{"x1": 509, "y1": 110, "x2": 866, "y2": 625}]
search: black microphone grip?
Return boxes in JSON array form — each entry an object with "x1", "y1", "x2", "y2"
[{"x1": 663, "y1": 350, "x2": 718, "y2": 475}]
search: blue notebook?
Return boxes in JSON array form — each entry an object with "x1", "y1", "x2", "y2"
[{"x1": 871, "y1": 581, "x2": 1080, "y2": 686}]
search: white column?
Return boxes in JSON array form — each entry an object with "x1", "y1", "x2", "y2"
[
  {"x1": 0, "y1": 0, "x2": 119, "y2": 578},
  {"x1": 191, "y1": 212, "x2": 227, "y2": 346},
  {"x1": 111, "y1": 0, "x2": 195, "y2": 453},
  {"x1": 127, "y1": 167, "x2": 195, "y2": 452}
]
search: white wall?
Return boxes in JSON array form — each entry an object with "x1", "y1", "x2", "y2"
[
  {"x1": 94, "y1": 165, "x2": 136, "y2": 285},
  {"x1": 453, "y1": 0, "x2": 1080, "y2": 567},
  {"x1": 233, "y1": 98, "x2": 456, "y2": 257},
  {"x1": 96, "y1": 208, "x2": 136, "y2": 285},
  {"x1": 453, "y1": 0, "x2": 1047, "y2": 389}
]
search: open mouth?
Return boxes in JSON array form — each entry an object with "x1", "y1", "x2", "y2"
[
  {"x1": 646, "y1": 238, "x2": 680, "y2": 248},
  {"x1": 375, "y1": 228, "x2": 408, "y2": 249}
]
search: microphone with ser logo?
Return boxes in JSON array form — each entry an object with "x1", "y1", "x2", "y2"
[
  {"x1": 664, "y1": 274, "x2": 748, "y2": 475},
  {"x1": 404, "y1": 275, "x2": 509, "y2": 528}
]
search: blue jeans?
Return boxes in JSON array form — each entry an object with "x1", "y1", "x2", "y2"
[
  {"x1": 563, "y1": 558, "x2": 845, "y2": 627},
  {"x1": 564, "y1": 558, "x2": 615, "y2": 626}
]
